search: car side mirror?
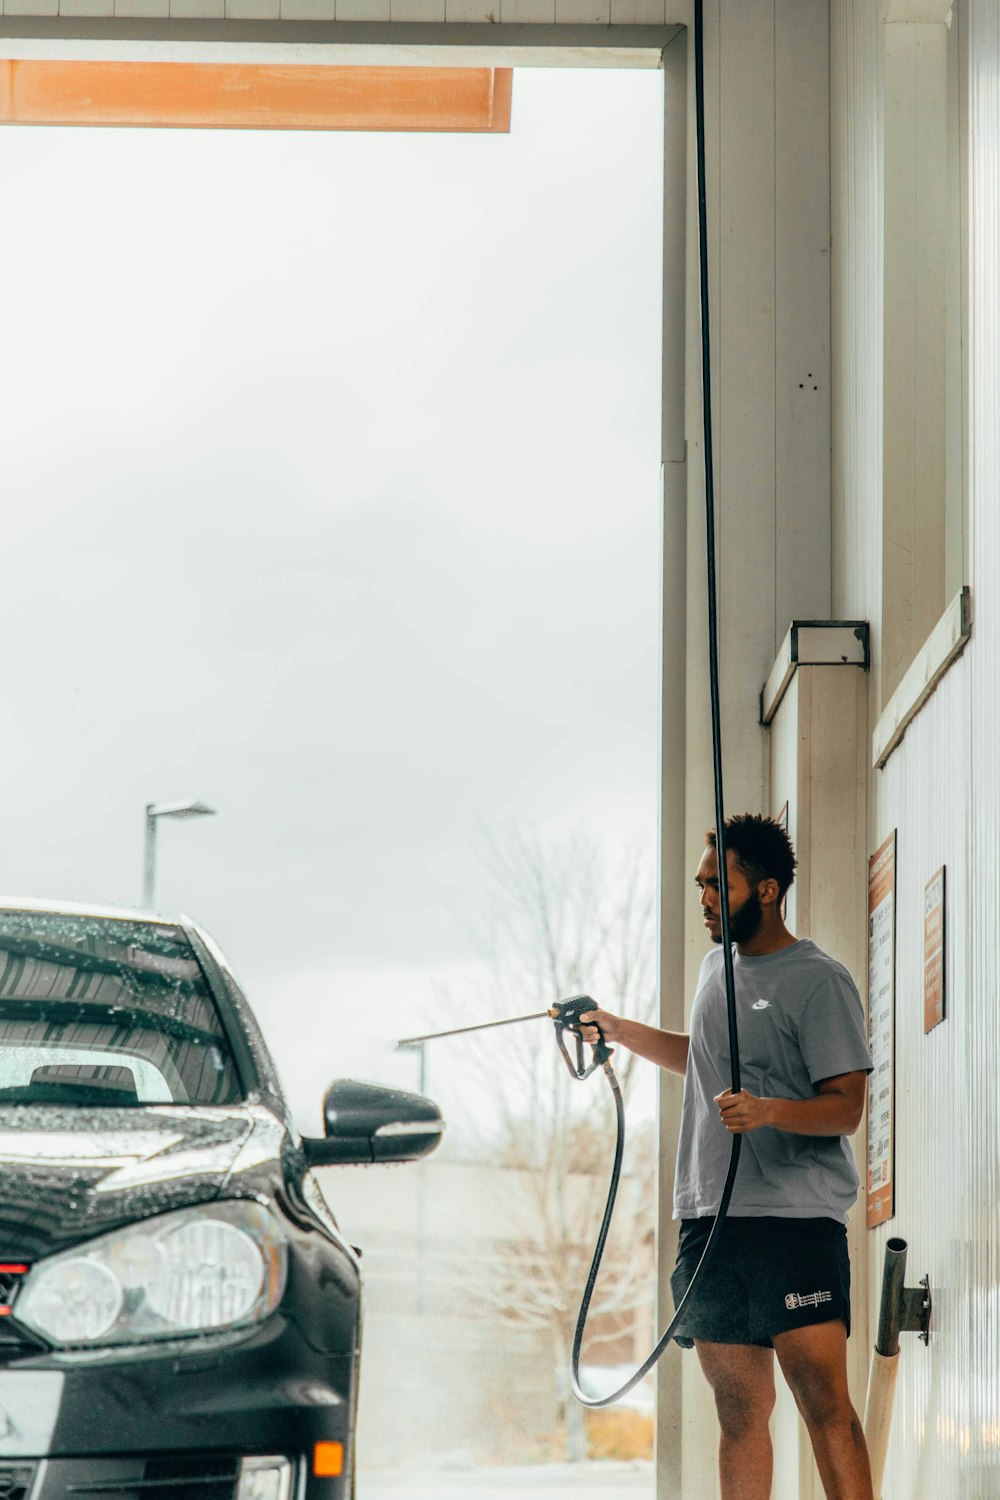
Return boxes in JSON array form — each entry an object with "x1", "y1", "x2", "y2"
[{"x1": 301, "y1": 1080, "x2": 445, "y2": 1166}]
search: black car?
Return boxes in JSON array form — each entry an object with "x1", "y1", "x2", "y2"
[{"x1": 0, "y1": 900, "x2": 443, "y2": 1500}]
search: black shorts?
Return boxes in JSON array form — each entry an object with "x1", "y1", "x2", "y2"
[{"x1": 670, "y1": 1214, "x2": 851, "y2": 1350}]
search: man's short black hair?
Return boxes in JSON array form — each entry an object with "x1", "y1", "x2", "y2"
[{"x1": 705, "y1": 814, "x2": 798, "y2": 901}]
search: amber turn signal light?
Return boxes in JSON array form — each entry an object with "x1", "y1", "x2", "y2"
[{"x1": 313, "y1": 1442, "x2": 344, "y2": 1477}]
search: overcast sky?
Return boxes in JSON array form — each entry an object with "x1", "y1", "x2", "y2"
[{"x1": 1, "y1": 68, "x2": 664, "y2": 1129}]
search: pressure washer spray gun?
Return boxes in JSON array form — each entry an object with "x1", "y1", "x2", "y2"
[
  {"x1": 398, "y1": 995, "x2": 611, "y2": 1081},
  {"x1": 398, "y1": 968, "x2": 738, "y2": 1413},
  {"x1": 397, "y1": 996, "x2": 653, "y2": 1411}
]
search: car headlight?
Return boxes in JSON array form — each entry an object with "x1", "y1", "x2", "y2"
[{"x1": 16, "y1": 1201, "x2": 287, "y2": 1348}]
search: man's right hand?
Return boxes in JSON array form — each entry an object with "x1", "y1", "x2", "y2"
[
  {"x1": 579, "y1": 1007, "x2": 625, "y2": 1046},
  {"x1": 578, "y1": 1011, "x2": 691, "y2": 1077}
]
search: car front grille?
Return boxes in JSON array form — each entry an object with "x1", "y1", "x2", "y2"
[
  {"x1": 0, "y1": 1463, "x2": 37, "y2": 1500},
  {"x1": 0, "y1": 1266, "x2": 36, "y2": 1362},
  {"x1": 56, "y1": 1455, "x2": 241, "y2": 1498},
  {"x1": 0, "y1": 1268, "x2": 28, "y2": 1308},
  {"x1": 0, "y1": 1265, "x2": 29, "y2": 1330}
]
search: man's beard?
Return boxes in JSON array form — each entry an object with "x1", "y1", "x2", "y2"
[{"x1": 710, "y1": 888, "x2": 763, "y2": 945}]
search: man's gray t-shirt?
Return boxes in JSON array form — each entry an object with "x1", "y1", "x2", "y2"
[{"x1": 673, "y1": 939, "x2": 873, "y2": 1223}]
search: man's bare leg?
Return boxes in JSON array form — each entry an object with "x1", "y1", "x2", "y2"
[
  {"x1": 773, "y1": 1320, "x2": 873, "y2": 1500},
  {"x1": 695, "y1": 1340, "x2": 776, "y2": 1500}
]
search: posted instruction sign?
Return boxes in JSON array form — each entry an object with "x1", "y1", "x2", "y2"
[
  {"x1": 924, "y1": 866, "x2": 946, "y2": 1033},
  {"x1": 867, "y1": 832, "x2": 896, "y2": 1228}
]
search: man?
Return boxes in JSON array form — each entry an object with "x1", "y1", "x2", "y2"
[{"x1": 580, "y1": 814, "x2": 874, "y2": 1500}]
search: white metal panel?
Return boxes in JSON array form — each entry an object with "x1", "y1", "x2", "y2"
[
  {"x1": 884, "y1": 0, "x2": 953, "y2": 16},
  {"x1": 280, "y1": 0, "x2": 338, "y2": 18},
  {"x1": 963, "y1": 0, "x2": 1000, "y2": 1481},
  {"x1": 170, "y1": 0, "x2": 225, "y2": 16},
  {"x1": 336, "y1": 0, "x2": 390, "y2": 17},
  {"x1": 872, "y1": 657, "x2": 974, "y2": 1498},
  {"x1": 718, "y1": 0, "x2": 776, "y2": 776},
  {"x1": 830, "y1": 0, "x2": 884, "y2": 667},
  {"x1": 774, "y1": 0, "x2": 833, "y2": 638},
  {"x1": 882, "y1": 21, "x2": 952, "y2": 699},
  {"x1": 554, "y1": 0, "x2": 610, "y2": 23},
  {"x1": 443, "y1": 0, "x2": 497, "y2": 18},
  {"x1": 608, "y1": 0, "x2": 665, "y2": 22},
  {"x1": 0, "y1": 40, "x2": 668, "y2": 64},
  {"x1": 2, "y1": 0, "x2": 59, "y2": 13},
  {"x1": 499, "y1": 0, "x2": 555, "y2": 21},
  {"x1": 224, "y1": 0, "x2": 279, "y2": 15},
  {"x1": 830, "y1": 1, "x2": 1000, "y2": 1495},
  {"x1": 391, "y1": 0, "x2": 446, "y2": 19}
]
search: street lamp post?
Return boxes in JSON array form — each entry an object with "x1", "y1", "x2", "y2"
[
  {"x1": 142, "y1": 799, "x2": 216, "y2": 909},
  {"x1": 397, "y1": 1039, "x2": 430, "y2": 1314}
]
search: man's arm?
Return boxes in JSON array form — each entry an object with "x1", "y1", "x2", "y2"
[
  {"x1": 579, "y1": 1008, "x2": 689, "y2": 1077},
  {"x1": 715, "y1": 1071, "x2": 868, "y2": 1136}
]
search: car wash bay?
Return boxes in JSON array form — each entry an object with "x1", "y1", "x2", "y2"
[{"x1": 5, "y1": 1, "x2": 1000, "y2": 1497}]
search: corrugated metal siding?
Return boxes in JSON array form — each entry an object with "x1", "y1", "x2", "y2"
[
  {"x1": 965, "y1": 1, "x2": 1000, "y2": 1493},
  {"x1": 874, "y1": 659, "x2": 975, "y2": 1497},
  {"x1": 831, "y1": 2, "x2": 1000, "y2": 1495}
]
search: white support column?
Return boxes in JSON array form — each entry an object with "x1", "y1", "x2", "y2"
[
  {"x1": 656, "y1": 27, "x2": 689, "y2": 1499},
  {"x1": 766, "y1": 655, "x2": 869, "y2": 1499}
]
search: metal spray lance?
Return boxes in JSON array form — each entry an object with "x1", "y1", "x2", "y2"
[{"x1": 398, "y1": 995, "x2": 612, "y2": 1081}]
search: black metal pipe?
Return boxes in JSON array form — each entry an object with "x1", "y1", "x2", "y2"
[{"x1": 875, "y1": 1237, "x2": 909, "y2": 1357}]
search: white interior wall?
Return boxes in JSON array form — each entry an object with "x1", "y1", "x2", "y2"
[{"x1": 830, "y1": 1, "x2": 1000, "y2": 1494}]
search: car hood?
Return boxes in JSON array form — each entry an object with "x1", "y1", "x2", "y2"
[{"x1": 0, "y1": 1105, "x2": 266, "y2": 1260}]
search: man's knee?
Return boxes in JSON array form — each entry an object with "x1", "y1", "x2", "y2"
[
  {"x1": 710, "y1": 1377, "x2": 776, "y2": 1441},
  {"x1": 785, "y1": 1363, "x2": 852, "y2": 1430}
]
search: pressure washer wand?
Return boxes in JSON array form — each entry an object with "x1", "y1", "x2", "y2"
[
  {"x1": 399, "y1": 996, "x2": 612, "y2": 1081},
  {"x1": 397, "y1": 1011, "x2": 550, "y2": 1046}
]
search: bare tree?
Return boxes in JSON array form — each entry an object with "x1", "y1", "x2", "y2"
[{"x1": 436, "y1": 826, "x2": 659, "y2": 1462}]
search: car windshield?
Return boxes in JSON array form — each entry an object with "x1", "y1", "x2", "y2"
[{"x1": 0, "y1": 911, "x2": 242, "y2": 1107}]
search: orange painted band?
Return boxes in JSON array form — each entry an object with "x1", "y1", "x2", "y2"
[{"x1": 0, "y1": 61, "x2": 513, "y2": 134}]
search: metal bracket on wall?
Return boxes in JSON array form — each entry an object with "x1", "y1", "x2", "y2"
[
  {"x1": 901, "y1": 1275, "x2": 932, "y2": 1346},
  {"x1": 876, "y1": 1240, "x2": 932, "y2": 1353},
  {"x1": 759, "y1": 619, "x2": 870, "y2": 726}
]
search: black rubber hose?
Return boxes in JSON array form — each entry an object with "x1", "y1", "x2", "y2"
[{"x1": 570, "y1": 0, "x2": 742, "y2": 1408}]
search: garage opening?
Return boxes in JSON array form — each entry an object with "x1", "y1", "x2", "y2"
[{"x1": 1, "y1": 57, "x2": 667, "y2": 1496}]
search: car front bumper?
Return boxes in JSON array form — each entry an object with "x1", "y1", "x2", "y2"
[
  {"x1": 7, "y1": 1452, "x2": 301, "y2": 1500},
  {"x1": 0, "y1": 1313, "x2": 358, "y2": 1500}
]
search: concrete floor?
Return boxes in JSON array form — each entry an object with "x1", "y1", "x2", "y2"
[{"x1": 362, "y1": 1462, "x2": 654, "y2": 1499}]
